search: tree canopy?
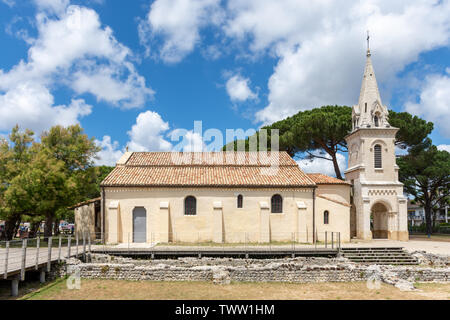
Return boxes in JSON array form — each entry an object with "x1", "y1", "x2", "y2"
[
  {"x1": 226, "y1": 106, "x2": 434, "y2": 179},
  {"x1": 397, "y1": 139, "x2": 450, "y2": 235},
  {"x1": 0, "y1": 124, "x2": 111, "y2": 239}
]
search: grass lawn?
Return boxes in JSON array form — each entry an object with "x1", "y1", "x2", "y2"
[{"x1": 7, "y1": 279, "x2": 449, "y2": 300}]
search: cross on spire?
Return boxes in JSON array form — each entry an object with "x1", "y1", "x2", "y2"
[{"x1": 367, "y1": 30, "x2": 371, "y2": 56}]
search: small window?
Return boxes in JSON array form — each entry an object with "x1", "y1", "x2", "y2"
[
  {"x1": 271, "y1": 194, "x2": 283, "y2": 213},
  {"x1": 374, "y1": 115, "x2": 379, "y2": 127},
  {"x1": 237, "y1": 194, "x2": 243, "y2": 208},
  {"x1": 185, "y1": 196, "x2": 197, "y2": 215},
  {"x1": 374, "y1": 145, "x2": 382, "y2": 168},
  {"x1": 324, "y1": 211, "x2": 329, "y2": 224},
  {"x1": 365, "y1": 103, "x2": 367, "y2": 113}
]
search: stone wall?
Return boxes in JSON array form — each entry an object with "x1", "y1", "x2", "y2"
[{"x1": 59, "y1": 254, "x2": 450, "y2": 289}]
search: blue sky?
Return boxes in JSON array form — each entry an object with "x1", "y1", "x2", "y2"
[{"x1": 0, "y1": 0, "x2": 449, "y2": 175}]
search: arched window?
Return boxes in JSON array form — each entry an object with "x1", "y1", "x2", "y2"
[
  {"x1": 374, "y1": 115, "x2": 379, "y2": 127},
  {"x1": 237, "y1": 194, "x2": 243, "y2": 208},
  {"x1": 365, "y1": 103, "x2": 367, "y2": 113},
  {"x1": 374, "y1": 144, "x2": 382, "y2": 168},
  {"x1": 185, "y1": 196, "x2": 197, "y2": 215},
  {"x1": 271, "y1": 194, "x2": 283, "y2": 213},
  {"x1": 324, "y1": 211, "x2": 329, "y2": 224}
]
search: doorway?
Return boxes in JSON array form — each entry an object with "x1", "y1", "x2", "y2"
[
  {"x1": 133, "y1": 207, "x2": 147, "y2": 243},
  {"x1": 371, "y1": 202, "x2": 389, "y2": 239}
]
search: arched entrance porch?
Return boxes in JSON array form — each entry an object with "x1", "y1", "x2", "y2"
[{"x1": 371, "y1": 202, "x2": 390, "y2": 239}]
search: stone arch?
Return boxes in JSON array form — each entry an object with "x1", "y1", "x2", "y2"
[
  {"x1": 370, "y1": 201, "x2": 391, "y2": 239},
  {"x1": 374, "y1": 114, "x2": 380, "y2": 127},
  {"x1": 370, "y1": 139, "x2": 388, "y2": 149}
]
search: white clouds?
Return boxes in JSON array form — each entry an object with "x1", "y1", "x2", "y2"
[
  {"x1": 0, "y1": 82, "x2": 92, "y2": 132},
  {"x1": 172, "y1": 131, "x2": 206, "y2": 152},
  {"x1": 34, "y1": 0, "x2": 69, "y2": 15},
  {"x1": 405, "y1": 69, "x2": 450, "y2": 138},
  {"x1": 0, "y1": 4, "x2": 153, "y2": 134},
  {"x1": 140, "y1": 0, "x2": 450, "y2": 130},
  {"x1": 225, "y1": 73, "x2": 258, "y2": 102},
  {"x1": 245, "y1": 0, "x2": 450, "y2": 124},
  {"x1": 71, "y1": 64, "x2": 153, "y2": 109},
  {"x1": 297, "y1": 153, "x2": 347, "y2": 178},
  {"x1": 438, "y1": 145, "x2": 450, "y2": 153},
  {"x1": 127, "y1": 111, "x2": 172, "y2": 152},
  {"x1": 95, "y1": 110, "x2": 173, "y2": 165},
  {"x1": 142, "y1": 0, "x2": 224, "y2": 63},
  {"x1": 94, "y1": 135, "x2": 123, "y2": 166}
]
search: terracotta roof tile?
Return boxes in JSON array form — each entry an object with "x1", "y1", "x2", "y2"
[
  {"x1": 317, "y1": 195, "x2": 351, "y2": 208},
  {"x1": 101, "y1": 152, "x2": 316, "y2": 188},
  {"x1": 124, "y1": 151, "x2": 298, "y2": 167},
  {"x1": 307, "y1": 173, "x2": 351, "y2": 185}
]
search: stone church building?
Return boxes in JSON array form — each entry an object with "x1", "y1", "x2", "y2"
[
  {"x1": 345, "y1": 46, "x2": 409, "y2": 241},
  {"x1": 75, "y1": 47, "x2": 408, "y2": 244}
]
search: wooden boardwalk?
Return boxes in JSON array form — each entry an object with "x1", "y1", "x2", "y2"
[{"x1": 1, "y1": 238, "x2": 89, "y2": 281}]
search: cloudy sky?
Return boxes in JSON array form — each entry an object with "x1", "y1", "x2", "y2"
[{"x1": 1, "y1": 0, "x2": 449, "y2": 175}]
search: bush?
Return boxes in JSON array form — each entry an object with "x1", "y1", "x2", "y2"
[{"x1": 101, "y1": 265, "x2": 110, "y2": 274}]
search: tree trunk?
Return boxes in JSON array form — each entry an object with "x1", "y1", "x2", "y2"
[
  {"x1": 29, "y1": 222, "x2": 40, "y2": 238},
  {"x1": 53, "y1": 219, "x2": 59, "y2": 236},
  {"x1": 424, "y1": 204, "x2": 433, "y2": 236},
  {"x1": 331, "y1": 153, "x2": 343, "y2": 180},
  {"x1": 432, "y1": 210, "x2": 436, "y2": 229},
  {"x1": 4, "y1": 215, "x2": 20, "y2": 241},
  {"x1": 44, "y1": 215, "x2": 53, "y2": 238}
]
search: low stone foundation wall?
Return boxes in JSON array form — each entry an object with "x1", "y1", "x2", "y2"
[{"x1": 58, "y1": 254, "x2": 450, "y2": 289}]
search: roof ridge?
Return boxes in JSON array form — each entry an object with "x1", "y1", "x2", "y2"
[
  {"x1": 317, "y1": 194, "x2": 351, "y2": 208},
  {"x1": 122, "y1": 164, "x2": 300, "y2": 167}
]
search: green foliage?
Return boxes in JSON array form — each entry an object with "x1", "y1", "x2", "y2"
[
  {"x1": 81, "y1": 165, "x2": 114, "y2": 200},
  {"x1": 101, "y1": 265, "x2": 110, "y2": 274},
  {"x1": 0, "y1": 126, "x2": 36, "y2": 239},
  {"x1": 225, "y1": 105, "x2": 352, "y2": 179},
  {"x1": 225, "y1": 106, "x2": 435, "y2": 180},
  {"x1": 398, "y1": 139, "x2": 450, "y2": 235},
  {"x1": 388, "y1": 111, "x2": 434, "y2": 149},
  {"x1": 0, "y1": 124, "x2": 106, "y2": 239}
]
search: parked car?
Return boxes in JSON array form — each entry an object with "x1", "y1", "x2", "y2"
[
  {"x1": 60, "y1": 222, "x2": 74, "y2": 234},
  {"x1": 18, "y1": 224, "x2": 30, "y2": 239}
]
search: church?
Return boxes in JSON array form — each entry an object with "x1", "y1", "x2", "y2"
[{"x1": 75, "y1": 47, "x2": 408, "y2": 244}]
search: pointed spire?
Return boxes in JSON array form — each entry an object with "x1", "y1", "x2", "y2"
[
  {"x1": 358, "y1": 48, "x2": 382, "y2": 108},
  {"x1": 352, "y1": 33, "x2": 390, "y2": 130}
]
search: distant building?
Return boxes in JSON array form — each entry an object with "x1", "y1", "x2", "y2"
[
  {"x1": 71, "y1": 198, "x2": 101, "y2": 239},
  {"x1": 407, "y1": 200, "x2": 449, "y2": 226}
]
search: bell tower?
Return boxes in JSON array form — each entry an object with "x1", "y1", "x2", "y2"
[{"x1": 345, "y1": 36, "x2": 408, "y2": 241}]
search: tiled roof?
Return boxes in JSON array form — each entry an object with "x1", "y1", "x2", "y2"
[
  {"x1": 101, "y1": 152, "x2": 316, "y2": 188},
  {"x1": 317, "y1": 195, "x2": 351, "y2": 208},
  {"x1": 307, "y1": 173, "x2": 351, "y2": 185},
  {"x1": 124, "y1": 152, "x2": 298, "y2": 167},
  {"x1": 68, "y1": 197, "x2": 101, "y2": 210}
]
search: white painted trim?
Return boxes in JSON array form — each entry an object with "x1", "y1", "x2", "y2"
[
  {"x1": 296, "y1": 201, "x2": 307, "y2": 209},
  {"x1": 259, "y1": 201, "x2": 269, "y2": 209},
  {"x1": 109, "y1": 201, "x2": 119, "y2": 209},
  {"x1": 160, "y1": 202, "x2": 169, "y2": 209}
]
